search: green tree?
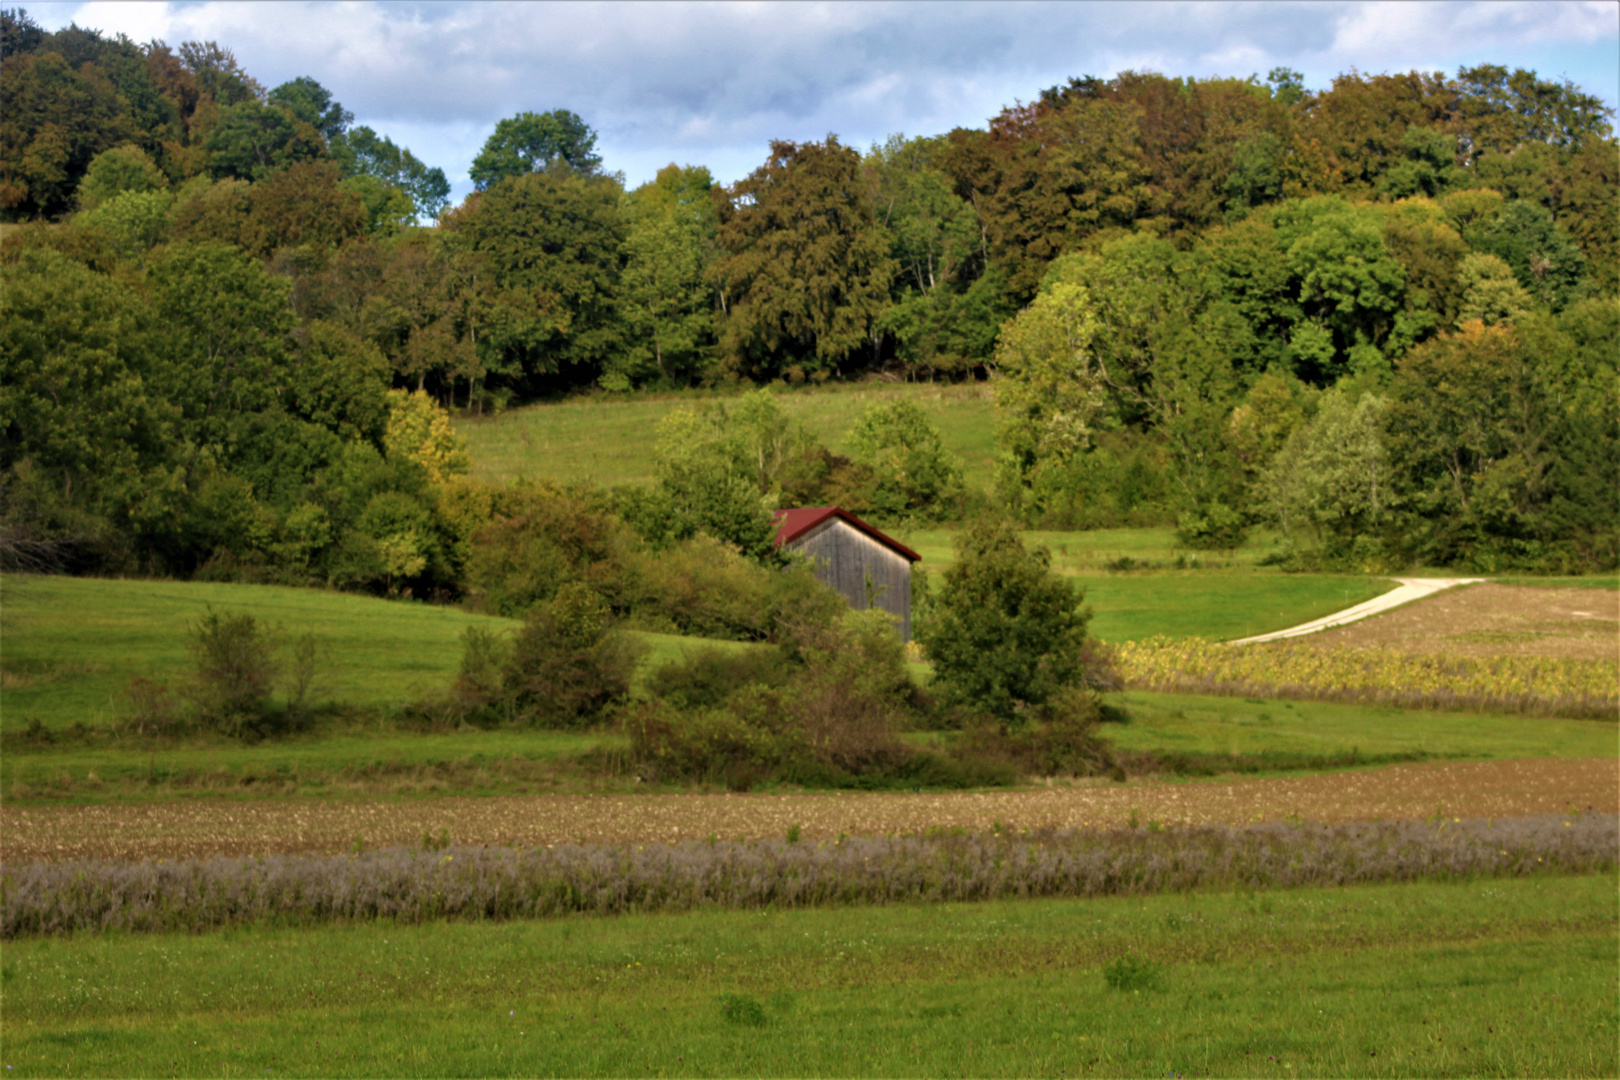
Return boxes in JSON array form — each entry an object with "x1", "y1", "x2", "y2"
[
  {"x1": 865, "y1": 134, "x2": 1003, "y2": 377},
  {"x1": 610, "y1": 164, "x2": 719, "y2": 388},
  {"x1": 1269, "y1": 196, "x2": 1409, "y2": 381},
  {"x1": 653, "y1": 404, "x2": 778, "y2": 558},
  {"x1": 993, "y1": 279, "x2": 1105, "y2": 491},
  {"x1": 469, "y1": 109, "x2": 601, "y2": 190},
  {"x1": 1455, "y1": 252, "x2": 1533, "y2": 326},
  {"x1": 0, "y1": 247, "x2": 172, "y2": 543},
  {"x1": 144, "y1": 241, "x2": 295, "y2": 453},
  {"x1": 333, "y1": 125, "x2": 451, "y2": 221},
  {"x1": 1465, "y1": 199, "x2": 1588, "y2": 311},
  {"x1": 266, "y1": 75, "x2": 352, "y2": 143},
  {"x1": 76, "y1": 142, "x2": 167, "y2": 209},
  {"x1": 1386, "y1": 316, "x2": 1617, "y2": 570},
  {"x1": 845, "y1": 400, "x2": 962, "y2": 519},
  {"x1": 441, "y1": 168, "x2": 624, "y2": 393},
  {"x1": 204, "y1": 100, "x2": 324, "y2": 181},
  {"x1": 915, "y1": 520, "x2": 1091, "y2": 722},
  {"x1": 712, "y1": 137, "x2": 899, "y2": 380},
  {"x1": 1260, "y1": 387, "x2": 1393, "y2": 550}
]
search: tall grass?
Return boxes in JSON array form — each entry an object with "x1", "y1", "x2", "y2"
[{"x1": 6, "y1": 814, "x2": 1611, "y2": 938}]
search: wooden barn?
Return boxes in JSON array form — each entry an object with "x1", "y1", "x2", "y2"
[{"x1": 772, "y1": 506, "x2": 921, "y2": 640}]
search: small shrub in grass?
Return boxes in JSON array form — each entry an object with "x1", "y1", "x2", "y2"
[
  {"x1": 503, "y1": 584, "x2": 642, "y2": 728},
  {"x1": 186, "y1": 612, "x2": 277, "y2": 737},
  {"x1": 954, "y1": 687, "x2": 1122, "y2": 779},
  {"x1": 1103, "y1": 954, "x2": 1165, "y2": 992},
  {"x1": 718, "y1": 993, "x2": 767, "y2": 1027},
  {"x1": 122, "y1": 677, "x2": 183, "y2": 737}
]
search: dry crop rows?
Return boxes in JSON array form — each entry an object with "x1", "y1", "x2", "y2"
[
  {"x1": 1115, "y1": 637, "x2": 1618, "y2": 718},
  {"x1": 5, "y1": 758, "x2": 1614, "y2": 864}
]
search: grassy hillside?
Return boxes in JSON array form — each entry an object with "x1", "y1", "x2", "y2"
[
  {"x1": 457, "y1": 381, "x2": 998, "y2": 488},
  {"x1": 0, "y1": 576, "x2": 746, "y2": 734},
  {"x1": 1, "y1": 570, "x2": 1394, "y2": 734}
]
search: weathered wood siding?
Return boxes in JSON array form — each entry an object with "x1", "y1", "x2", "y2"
[{"x1": 785, "y1": 518, "x2": 913, "y2": 640}]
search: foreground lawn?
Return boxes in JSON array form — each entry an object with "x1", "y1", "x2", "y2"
[
  {"x1": 458, "y1": 382, "x2": 998, "y2": 489},
  {"x1": 2, "y1": 874, "x2": 1614, "y2": 1077}
]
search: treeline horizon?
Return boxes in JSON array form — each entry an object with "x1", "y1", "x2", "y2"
[{"x1": 2, "y1": 6, "x2": 1617, "y2": 587}]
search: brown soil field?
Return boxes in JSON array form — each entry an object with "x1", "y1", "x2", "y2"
[
  {"x1": 1308, "y1": 583, "x2": 1619, "y2": 660},
  {"x1": 4, "y1": 757, "x2": 1614, "y2": 863}
]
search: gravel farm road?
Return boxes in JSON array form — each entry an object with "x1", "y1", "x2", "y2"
[{"x1": 4, "y1": 757, "x2": 1614, "y2": 863}]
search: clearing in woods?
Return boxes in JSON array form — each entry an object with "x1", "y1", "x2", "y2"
[{"x1": 456, "y1": 381, "x2": 999, "y2": 488}]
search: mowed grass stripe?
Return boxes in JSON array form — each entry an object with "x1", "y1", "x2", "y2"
[{"x1": 2, "y1": 875, "x2": 1614, "y2": 1077}]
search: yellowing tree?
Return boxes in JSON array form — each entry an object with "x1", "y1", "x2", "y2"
[
  {"x1": 383, "y1": 389, "x2": 469, "y2": 484},
  {"x1": 993, "y1": 281, "x2": 1105, "y2": 487}
]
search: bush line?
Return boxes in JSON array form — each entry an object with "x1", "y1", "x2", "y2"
[{"x1": 4, "y1": 814, "x2": 1612, "y2": 939}]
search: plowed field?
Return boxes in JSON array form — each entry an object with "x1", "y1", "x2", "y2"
[
  {"x1": 5, "y1": 757, "x2": 1614, "y2": 863},
  {"x1": 1308, "y1": 583, "x2": 1619, "y2": 660}
]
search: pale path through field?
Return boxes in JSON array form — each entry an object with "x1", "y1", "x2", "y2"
[
  {"x1": 1227, "y1": 577, "x2": 1483, "y2": 644},
  {"x1": 5, "y1": 758, "x2": 1614, "y2": 863}
]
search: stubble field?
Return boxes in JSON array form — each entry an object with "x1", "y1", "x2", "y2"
[{"x1": 5, "y1": 757, "x2": 1615, "y2": 863}]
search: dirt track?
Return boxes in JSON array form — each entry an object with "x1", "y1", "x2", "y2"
[{"x1": 4, "y1": 757, "x2": 1615, "y2": 863}]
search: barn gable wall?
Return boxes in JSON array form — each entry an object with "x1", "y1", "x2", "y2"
[{"x1": 785, "y1": 518, "x2": 912, "y2": 640}]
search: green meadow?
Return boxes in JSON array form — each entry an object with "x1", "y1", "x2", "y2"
[
  {"x1": 1104, "y1": 691, "x2": 1617, "y2": 763},
  {"x1": 457, "y1": 381, "x2": 1000, "y2": 489},
  {"x1": 2, "y1": 874, "x2": 1614, "y2": 1078},
  {"x1": 5, "y1": 572, "x2": 1612, "y2": 804},
  {"x1": 0, "y1": 569, "x2": 1393, "y2": 736}
]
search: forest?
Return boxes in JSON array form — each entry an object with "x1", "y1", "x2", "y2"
[{"x1": 2, "y1": 5, "x2": 1617, "y2": 597}]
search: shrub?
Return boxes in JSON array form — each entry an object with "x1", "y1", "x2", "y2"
[
  {"x1": 122, "y1": 677, "x2": 183, "y2": 737},
  {"x1": 629, "y1": 610, "x2": 922, "y2": 787},
  {"x1": 452, "y1": 626, "x2": 510, "y2": 720},
  {"x1": 1103, "y1": 954, "x2": 1165, "y2": 992},
  {"x1": 464, "y1": 485, "x2": 642, "y2": 617},
  {"x1": 643, "y1": 647, "x2": 791, "y2": 711},
  {"x1": 186, "y1": 611, "x2": 278, "y2": 736},
  {"x1": 954, "y1": 687, "x2": 1120, "y2": 779},
  {"x1": 1174, "y1": 500, "x2": 1248, "y2": 550},
  {"x1": 503, "y1": 583, "x2": 641, "y2": 728}
]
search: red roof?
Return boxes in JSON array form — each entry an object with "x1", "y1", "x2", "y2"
[{"x1": 771, "y1": 506, "x2": 921, "y2": 562}]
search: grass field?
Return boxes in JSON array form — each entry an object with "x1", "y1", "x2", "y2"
[
  {"x1": 458, "y1": 382, "x2": 1000, "y2": 489},
  {"x1": 1104, "y1": 692, "x2": 1617, "y2": 762},
  {"x1": 0, "y1": 576, "x2": 764, "y2": 735},
  {"x1": 0, "y1": 570, "x2": 1395, "y2": 735},
  {"x1": 6, "y1": 688, "x2": 1612, "y2": 806},
  {"x1": 2, "y1": 873, "x2": 1613, "y2": 1077}
]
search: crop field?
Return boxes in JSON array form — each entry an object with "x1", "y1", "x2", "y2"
[
  {"x1": 2, "y1": 874, "x2": 1615, "y2": 1077},
  {"x1": 457, "y1": 381, "x2": 999, "y2": 488},
  {"x1": 6, "y1": 757, "x2": 1614, "y2": 862},
  {"x1": 1116, "y1": 637, "x2": 1619, "y2": 719},
  {"x1": 1303, "y1": 582, "x2": 1620, "y2": 661}
]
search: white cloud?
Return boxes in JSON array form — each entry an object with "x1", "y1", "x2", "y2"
[{"x1": 27, "y1": 0, "x2": 1618, "y2": 198}]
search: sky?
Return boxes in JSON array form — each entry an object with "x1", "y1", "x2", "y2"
[{"x1": 29, "y1": 0, "x2": 1620, "y2": 204}]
